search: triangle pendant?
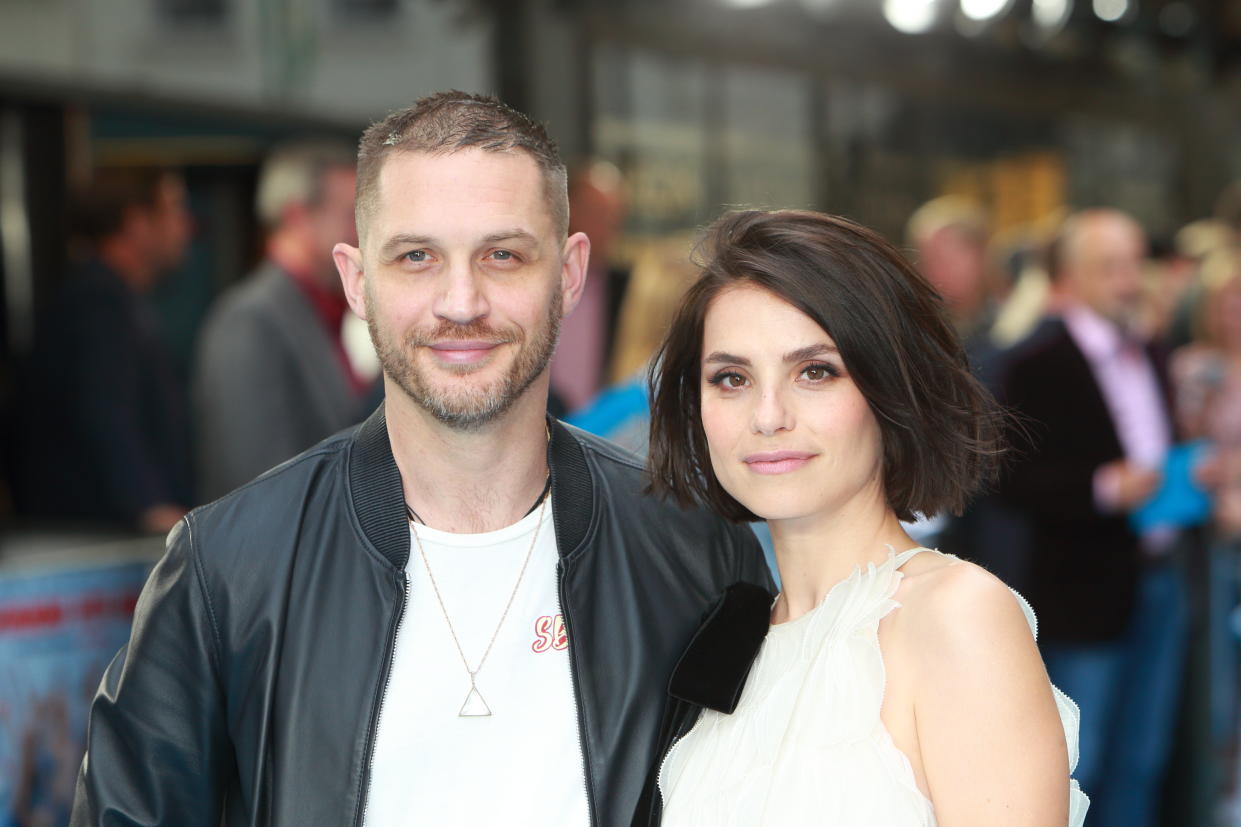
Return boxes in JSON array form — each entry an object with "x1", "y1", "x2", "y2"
[{"x1": 458, "y1": 685, "x2": 492, "y2": 717}]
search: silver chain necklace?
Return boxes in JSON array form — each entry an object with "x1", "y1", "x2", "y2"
[{"x1": 409, "y1": 442, "x2": 551, "y2": 718}]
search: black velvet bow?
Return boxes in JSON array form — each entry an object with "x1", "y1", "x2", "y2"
[{"x1": 668, "y1": 581, "x2": 774, "y2": 713}]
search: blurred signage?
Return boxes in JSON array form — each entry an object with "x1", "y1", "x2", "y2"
[{"x1": 0, "y1": 559, "x2": 151, "y2": 826}]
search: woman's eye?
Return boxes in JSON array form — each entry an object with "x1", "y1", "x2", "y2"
[
  {"x1": 708, "y1": 371, "x2": 746, "y2": 389},
  {"x1": 802, "y1": 364, "x2": 836, "y2": 381}
]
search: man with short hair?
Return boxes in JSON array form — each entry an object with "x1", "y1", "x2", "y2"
[
  {"x1": 906, "y1": 196, "x2": 997, "y2": 371},
  {"x1": 72, "y1": 92, "x2": 769, "y2": 826},
  {"x1": 18, "y1": 167, "x2": 193, "y2": 533},
  {"x1": 1000, "y1": 208, "x2": 1186, "y2": 827},
  {"x1": 194, "y1": 141, "x2": 374, "y2": 501}
]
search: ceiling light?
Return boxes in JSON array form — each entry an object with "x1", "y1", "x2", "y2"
[
  {"x1": 960, "y1": 0, "x2": 1012, "y2": 22},
  {"x1": 883, "y1": 0, "x2": 942, "y2": 34},
  {"x1": 1031, "y1": 0, "x2": 1072, "y2": 30},
  {"x1": 1093, "y1": 0, "x2": 1129, "y2": 23}
]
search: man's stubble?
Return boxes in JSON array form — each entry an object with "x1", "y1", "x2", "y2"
[{"x1": 365, "y1": 280, "x2": 564, "y2": 431}]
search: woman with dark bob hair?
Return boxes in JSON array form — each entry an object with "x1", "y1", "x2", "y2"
[{"x1": 638, "y1": 210, "x2": 1087, "y2": 825}]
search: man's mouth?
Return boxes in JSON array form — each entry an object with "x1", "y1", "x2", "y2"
[{"x1": 427, "y1": 340, "x2": 505, "y2": 364}]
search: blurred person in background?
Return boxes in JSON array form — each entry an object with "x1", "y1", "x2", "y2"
[
  {"x1": 1174, "y1": 251, "x2": 1241, "y2": 545},
  {"x1": 907, "y1": 197, "x2": 1026, "y2": 585},
  {"x1": 1000, "y1": 208, "x2": 1186, "y2": 827},
  {"x1": 990, "y1": 211, "x2": 1069, "y2": 351},
  {"x1": 906, "y1": 196, "x2": 1000, "y2": 385},
  {"x1": 566, "y1": 233, "x2": 697, "y2": 454},
  {"x1": 1169, "y1": 250, "x2": 1241, "y2": 812},
  {"x1": 16, "y1": 167, "x2": 193, "y2": 534},
  {"x1": 1164, "y1": 218, "x2": 1235, "y2": 351},
  {"x1": 548, "y1": 159, "x2": 627, "y2": 416},
  {"x1": 193, "y1": 141, "x2": 376, "y2": 502}
]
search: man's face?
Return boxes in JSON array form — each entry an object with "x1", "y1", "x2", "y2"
[
  {"x1": 140, "y1": 174, "x2": 193, "y2": 280},
  {"x1": 1064, "y1": 214, "x2": 1147, "y2": 333},
  {"x1": 352, "y1": 149, "x2": 574, "y2": 430},
  {"x1": 918, "y1": 226, "x2": 987, "y2": 321}
]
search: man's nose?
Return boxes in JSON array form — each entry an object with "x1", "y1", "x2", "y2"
[{"x1": 433, "y1": 261, "x2": 489, "y2": 325}]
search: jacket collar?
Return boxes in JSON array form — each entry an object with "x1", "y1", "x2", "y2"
[
  {"x1": 348, "y1": 405, "x2": 595, "y2": 570},
  {"x1": 668, "y1": 580, "x2": 773, "y2": 713}
]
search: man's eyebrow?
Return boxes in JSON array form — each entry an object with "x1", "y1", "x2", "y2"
[
  {"x1": 378, "y1": 230, "x2": 539, "y2": 257},
  {"x1": 379, "y1": 233, "x2": 434, "y2": 257},
  {"x1": 703, "y1": 351, "x2": 751, "y2": 367},
  {"x1": 784, "y1": 343, "x2": 838, "y2": 362},
  {"x1": 481, "y1": 229, "x2": 539, "y2": 246}
]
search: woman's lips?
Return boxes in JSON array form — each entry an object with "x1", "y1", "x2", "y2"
[
  {"x1": 743, "y1": 451, "x2": 817, "y2": 475},
  {"x1": 428, "y1": 340, "x2": 503, "y2": 364}
]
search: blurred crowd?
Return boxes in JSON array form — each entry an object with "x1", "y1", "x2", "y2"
[
  {"x1": 4, "y1": 138, "x2": 1241, "y2": 824},
  {"x1": 569, "y1": 185, "x2": 1241, "y2": 825},
  {"x1": 6, "y1": 144, "x2": 381, "y2": 536}
]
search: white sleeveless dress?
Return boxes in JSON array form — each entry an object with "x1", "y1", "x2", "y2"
[{"x1": 658, "y1": 547, "x2": 1089, "y2": 826}]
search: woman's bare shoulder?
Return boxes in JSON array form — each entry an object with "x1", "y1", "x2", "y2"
[{"x1": 893, "y1": 553, "x2": 1035, "y2": 658}]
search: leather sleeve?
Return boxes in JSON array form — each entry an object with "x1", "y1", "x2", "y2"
[{"x1": 71, "y1": 518, "x2": 232, "y2": 826}]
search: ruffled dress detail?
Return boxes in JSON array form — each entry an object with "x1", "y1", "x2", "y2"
[{"x1": 658, "y1": 548, "x2": 1089, "y2": 826}]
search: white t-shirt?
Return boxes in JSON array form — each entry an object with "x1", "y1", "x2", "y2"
[{"x1": 363, "y1": 501, "x2": 591, "y2": 826}]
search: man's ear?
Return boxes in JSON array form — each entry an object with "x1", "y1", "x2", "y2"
[
  {"x1": 334, "y1": 243, "x2": 368, "y2": 320},
  {"x1": 559, "y1": 231, "x2": 591, "y2": 317}
]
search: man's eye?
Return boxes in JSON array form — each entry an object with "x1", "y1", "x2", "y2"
[
  {"x1": 490, "y1": 250, "x2": 515, "y2": 261},
  {"x1": 403, "y1": 250, "x2": 428, "y2": 263}
]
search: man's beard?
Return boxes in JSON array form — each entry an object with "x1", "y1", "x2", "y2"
[{"x1": 366, "y1": 283, "x2": 562, "y2": 431}]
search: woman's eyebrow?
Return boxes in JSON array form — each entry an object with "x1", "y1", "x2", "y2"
[
  {"x1": 784, "y1": 343, "x2": 838, "y2": 362},
  {"x1": 703, "y1": 351, "x2": 750, "y2": 367},
  {"x1": 703, "y1": 343, "x2": 838, "y2": 367}
]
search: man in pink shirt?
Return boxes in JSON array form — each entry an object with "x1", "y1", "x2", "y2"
[{"x1": 1000, "y1": 209, "x2": 1187, "y2": 827}]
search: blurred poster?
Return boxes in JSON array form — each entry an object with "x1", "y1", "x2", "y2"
[{"x1": 0, "y1": 560, "x2": 150, "y2": 827}]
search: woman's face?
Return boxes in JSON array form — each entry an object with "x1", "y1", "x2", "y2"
[{"x1": 699, "y1": 284, "x2": 885, "y2": 523}]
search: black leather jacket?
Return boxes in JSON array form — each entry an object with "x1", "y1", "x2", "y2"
[{"x1": 71, "y1": 408, "x2": 770, "y2": 826}]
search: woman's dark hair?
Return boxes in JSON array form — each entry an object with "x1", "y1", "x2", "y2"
[{"x1": 648, "y1": 209, "x2": 1005, "y2": 523}]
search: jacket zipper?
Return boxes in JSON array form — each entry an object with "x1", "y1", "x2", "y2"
[
  {"x1": 655, "y1": 711, "x2": 699, "y2": 813},
  {"x1": 355, "y1": 570, "x2": 410, "y2": 827},
  {"x1": 557, "y1": 559, "x2": 597, "y2": 826}
]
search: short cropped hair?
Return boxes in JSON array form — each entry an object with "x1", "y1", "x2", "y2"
[
  {"x1": 355, "y1": 91, "x2": 568, "y2": 244},
  {"x1": 648, "y1": 209, "x2": 1004, "y2": 523},
  {"x1": 255, "y1": 140, "x2": 356, "y2": 229}
]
